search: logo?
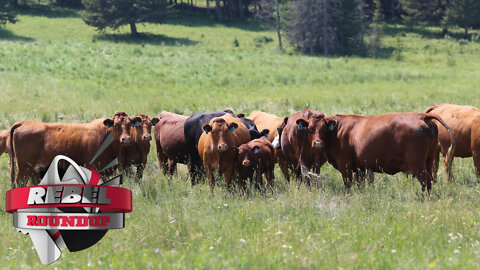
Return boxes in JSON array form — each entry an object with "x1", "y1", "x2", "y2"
[{"x1": 5, "y1": 132, "x2": 132, "y2": 265}]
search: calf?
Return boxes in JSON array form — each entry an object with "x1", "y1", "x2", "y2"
[
  {"x1": 322, "y1": 113, "x2": 455, "y2": 193},
  {"x1": 280, "y1": 109, "x2": 329, "y2": 186},
  {"x1": 121, "y1": 114, "x2": 158, "y2": 179},
  {"x1": 234, "y1": 137, "x2": 275, "y2": 191},
  {"x1": 9, "y1": 112, "x2": 141, "y2": 188},
  {"x1": 0, "y1": 129, "x2": 8, "y2": 156},
  {"x1": 184, "y1": 110, "x2": 264, "y2": 185},
  {"x1": 197, "y1": 114, "x2": 250, "y2": 192},
  {"x1": 153, "y1": 111, "x2": 189, "y2": 177},
  {"x1": 425, "y1": 104, "x2": 480, "y2": 181}
]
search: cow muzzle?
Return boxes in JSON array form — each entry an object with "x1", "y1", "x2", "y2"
[
  {"x1": 313, "y1": 141, "x2": 324, "y2": 148},
  {"x1": 217, "y1": 144, "x2": 228, "y2": 152},
  {"x1": 120, "y1": 137, "x2": 132, "y2": 144},
  {"x1": 242, "y1": 160, "x2": 251, "y2": 167},
  {"x1": 143, "y1": 134, "x2": 152, "y2": 141}
]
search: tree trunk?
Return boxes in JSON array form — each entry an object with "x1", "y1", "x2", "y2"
[
  {"x1": 207, "y1": 0, "x2": 210, "y2": 15},
  {"x1": 323, "y1": 0, "x2": 328, "y2": 57},
  {"x1": 130, "y1": 23, "x2": 138, "y2": 38},
  {"x1": 275, "y1": 0, "x2": 282, "y2": 50},
  {"x1": 215, "y1": 0, "x2": 222, "y2": 19},
  {"x1": 228, "y1": 0, "x2": 233, "y2": 20},
  {"x1": 464, "y1": 26, "x2": 469, "y2": 40},
  {"x1": 238, "y1": 0, "x2": 243, "y2": 18}
]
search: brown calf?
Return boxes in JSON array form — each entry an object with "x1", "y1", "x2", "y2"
[{"x1": 234, "y1": 137, "x2": 275, "y2": 191}]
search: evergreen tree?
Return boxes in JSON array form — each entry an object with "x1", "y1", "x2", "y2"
[
  {"x1": 0, "y1": 0, "x2": 16, "y2": 26},
  {"x1": 286, "y1": 0, "x2": 364, "y2": 56},
  {"x1": 400, "y1": 0, "x2": 445, "y2": 27},
  {"x1": 443, "y1": 0, "x2": 480, "y2": 39},
  {"x1": 370, "y1": 0, "x2": 383, "y2": 58},
  {"x1": 81, "y1": 0, "x2": 167, "y2": 38}
]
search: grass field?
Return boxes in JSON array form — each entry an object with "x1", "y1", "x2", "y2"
[{"x1": 1, "y1": 5, "x2": 480, "y2": 269}]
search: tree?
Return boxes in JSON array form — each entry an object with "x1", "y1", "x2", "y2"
[
  {"x1": 81, "y1": 0, "x2": 167, "y2": 38},
  {"x1": 370, "y1": 0, "x2": 383, "y2": 58},
  {"x1": 253, "y1": 0, "x2": 283, "y2": 49},
  {"x1": 400, "y1": 0, "x2": 445, "y2": 28},
  {"x1": 443, "y1": 0, "x2": 480, "y2": 39},
  {"x1": 0, "y1": 0, "x2": 16, "y2": 26},
  {"x1": 286, "y1": 0, "x2": 364, "y2": 56}
]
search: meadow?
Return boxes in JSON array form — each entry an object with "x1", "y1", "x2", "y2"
[{"x1": 1, "y1": 5, "x2": 480, "y2": 269}]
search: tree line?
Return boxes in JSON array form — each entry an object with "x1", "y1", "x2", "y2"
[{"x1": 1, "y1": 0, "x2": 479, "y2": 56}]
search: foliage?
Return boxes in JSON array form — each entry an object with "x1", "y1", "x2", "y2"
[
  {"x1": 81, "y1": 0, "x2": 167, "y2": 37},
  {"x1": 286, "y1": 0, "x2": 365, "y2": 56},
  {"x1": 443, "y1": 0, "x2": 480, "y2": 39},
  {"x1": 400, "y1": 0, "x2": 445, "y2": 27},
  {"x1": 0, "y1": 0, "x2": 16, "y2": 26}
]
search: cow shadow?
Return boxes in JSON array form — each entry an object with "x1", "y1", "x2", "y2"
[
  {"x1": 0, "y1": 28, "x2": 34, "y2": 42},
  {"x1": 14, "y1": 5, "x2": 80, "y2": 18},
  {"x1": 95, "y1": 32, "x2": 198, "y2": 46}
]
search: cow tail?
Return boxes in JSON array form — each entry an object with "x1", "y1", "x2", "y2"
[
  {"x1": 425, "y1": 114, "x2": 455, "y2": 182},
  {"x1": 424, "y1": 105, "x2": 438, "y2": 114},
  {"x1": 9, "y1": 123, "x2": 22, "y2": 189}
]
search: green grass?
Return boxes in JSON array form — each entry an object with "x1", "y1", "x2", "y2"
[{"x1": 1, "y1": 6, "x2": 480, "y2": 269}]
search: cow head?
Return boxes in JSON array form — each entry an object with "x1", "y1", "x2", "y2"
[
  {"x1": 202, "y1": 118, "x2": 238, "y2": 152},
  {"x1": 234, "y1": 144, "x2": 259, "y2": 168},
  {"x1": 103, "y1": 112, "x2": 141, "y2": 144},
  {"x1": 295, "y1": 113, "x2": 327, "y2": 149},
  {"x1": 133, "y1": 114, "x2": 159, "y2": 142}
]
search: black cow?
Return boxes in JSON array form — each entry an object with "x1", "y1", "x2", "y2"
[{"x1": 184, "y1": 111, "x2": 267, "y2": 185}]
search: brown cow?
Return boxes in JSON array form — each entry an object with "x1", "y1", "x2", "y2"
[
  {"x1": 121, "y1": 114, "x2": 159, "y2": 179},
  {"x1": 322, "y1": 113, "x2": 455, "y2": 193},
  {"x1": 234, "y1": 137, "x2": 275, "y2": 191},
  {"x1": 152, "y1": 111, "x2": 188, "y2": 177},
  {"x1": 247, "y1": 110, "x2": 291, "y2": 182},
  {"x1": 425, "y1": 104, "x2": 480, "y2": 180},
  {"x1": 280, "y1": 109, "x2": 329, "y2": 186},
  {"x1": 9, "y1": 112, "x2": 141, "y2": 188},
  {"x1": 0, "y1": 129, "x2": 8, "y2": 156},
  {"x1": 197, "y1": 114, "x2": 250, "y2": 192}
]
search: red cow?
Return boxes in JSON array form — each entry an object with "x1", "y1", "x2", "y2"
[
  {"x1": 9, "y1": 112, "x2": 141, "y2": 188},
  {"x1": 322, "y1": 113, "x2": 455, "y2": 193},
  {"x1": 153, "y1": 111, "x2": 188, "y2": 177},
  {"x1": 197, "y1": 114, "x2": 250, "y2": 192}
]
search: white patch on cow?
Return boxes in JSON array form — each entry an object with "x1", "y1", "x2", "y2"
[{"x1": 272, "y1": 133, "x2": 281, "y2": 149}]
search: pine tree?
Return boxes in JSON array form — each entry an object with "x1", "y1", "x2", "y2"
[
  {"x1": 370, "y1": 0, "x2": 383, "y2": 58},
  {"x1": 81, "y1": 0, "x2": 167, "y2": 38},
  {"x1": 443, "y1": 0, "x2": 480, "y2": 39},
  {"x1": 400, "y1": 0, "x2": 445, "y2": 28},
  {"x1": 0, "y1": 0, "x2": 16, "y2": 26}
]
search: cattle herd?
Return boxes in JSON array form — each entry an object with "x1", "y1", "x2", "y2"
[{"x1": 2, "y1": 103, "x2": 480, "y2": 194}]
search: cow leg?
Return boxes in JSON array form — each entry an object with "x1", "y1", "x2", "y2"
[
  {"x1": 415, "y1": 170, "x2": 433, "y2": 195},
  {"x1": 255, "y1": 170, "x2": 264, "y2": 192},
  {"x1": 264, "y1": 166, "x2": 274, "y2": 188},
  {"x1": 367, "y1": 170, "x2": 374, "y2": 185},
  {"x1": 431, "y1": 147, "x2": 440, "y2": 183},
  {"x1": 135, "y1": 163, "x2": 145, "y2": 180},
  {"x1": 223, "y1": 167, "x2": 235, "y2": 193},
  {"x1": 472, "y1": 151, "x2": 480, "y2": 179},
  {"x1": 205, "y1": 165, "x2": 215, "y2": 193},
  {"x1": 340, "y1": 169, "x2": 354, "y2": 189},
  {"x1": 168, "y1": 159, "x2": 177, "y2": 177}
]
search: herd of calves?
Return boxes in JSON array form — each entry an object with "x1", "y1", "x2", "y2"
[{"x1": 2, "y1": 103, "x2": 480, "y2": 193}]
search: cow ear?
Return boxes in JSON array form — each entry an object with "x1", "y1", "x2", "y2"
[
  {"x1": 103, "y1": 118, "x2": 114, "y2": 128},
  {"x1": 130, "y1": 117, "x2": 141, "y2": 127},
  {"x1": 296, "y1": 119, "x2": 308, "y2": 131},
  {"x1": 229, "y1": 123, "x2": 238, "y2": 132},
  {"x1": 237, "y1": 113, "x2": 245, "y2": 118},
  {"x1": 261, "y1": 129, "x2": 269, "y2": 138},
  {"x1": 253, "y1": 146, "x2": 260, "y2": 154},
  {"x1": 151, "y1": 117, "x2": 160, "y2": 126},
  {"x1": 224, "y1": 109, "x2": 234, "y2": 115},
  {"x1": 202, "y1": 124, "x2": 212, "y2": 134},
  {"x1": 327, "y1": 119, "x2": 338, "y2": 131}
]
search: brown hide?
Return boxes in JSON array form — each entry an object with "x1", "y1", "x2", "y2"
[
  {"x1": 197, "y1": 114, "x2": 250, "y2": 192},
  {"x1": 247, "y1": 111, "x2": 284, "y2": 142},
  {"x1": 323, "y1": 112, "x2": 455, "y2": 193},
  {"x1": 121, "y1": 114, "x2": 157, "y2": 179},
  {"x1": 425, "y1": 104, "x2": 480, "y2": 179},
  {"x1": 153, "y1": 111, "x2": 188, "y2": 177},
  {"x1": 235, "y1": 137, "x2": 275, "y2": 191},
  {"x1": 0, "y1": 130, "x2": 8, "y2": 156},
  {"x1": 280, "y1": 109, "x2": 328, "y2": 186},
  {"x1": 9, "y1": 112, "x2": 140, "y2": 187}
]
